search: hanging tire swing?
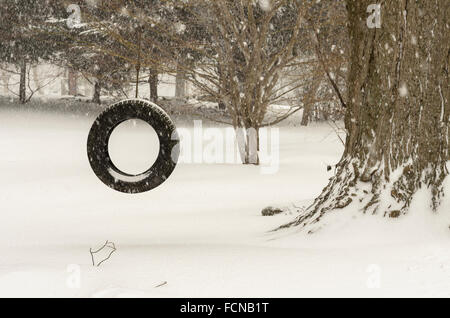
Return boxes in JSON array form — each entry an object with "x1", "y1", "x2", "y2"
[{"x1": 87, "y1": 99, "x2": 180, "y2": 193}]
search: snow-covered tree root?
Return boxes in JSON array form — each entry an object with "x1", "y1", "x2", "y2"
[{"x1": 278, "y1": 157, "x2": 448, "y2": 233}]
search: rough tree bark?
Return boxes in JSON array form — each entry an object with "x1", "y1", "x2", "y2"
[{"x1": 284, "y1": 0, "x2": 449, "y2": 230}]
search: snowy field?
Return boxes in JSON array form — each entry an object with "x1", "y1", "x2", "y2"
[{"x1": 0, "y1": 105, "x2": 449, "y2": 298}]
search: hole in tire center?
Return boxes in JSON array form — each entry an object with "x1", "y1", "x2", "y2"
[{"x1": 108, "y1": 119, "x2": 160, "y2": 175}]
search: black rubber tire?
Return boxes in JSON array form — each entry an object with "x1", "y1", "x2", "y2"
[{"x1": 87, "y1": 99, "x2": 180, "y2": 193}]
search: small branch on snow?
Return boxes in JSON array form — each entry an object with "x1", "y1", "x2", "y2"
[
  {"x1": 154, "y1": 281, "x2": 167, "y2": 288},
  {"x1": 90, "y1": 240, "x2": 117, "y2": 267}
]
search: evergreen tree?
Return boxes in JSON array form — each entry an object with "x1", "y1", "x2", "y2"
[{"x1": 0, "y1": 0, "x2": 60, "y2": 103}]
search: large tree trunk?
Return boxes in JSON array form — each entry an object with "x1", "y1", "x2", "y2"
[
  {"x1": 286, "y1": 0, "x2": 449, "y2": 229},
  {"x1": 148, "y1": 68, "x2": 158, "y2": 102},
  {"x1": 19, "y1": 60, "x2": 27, "y2": 104}
]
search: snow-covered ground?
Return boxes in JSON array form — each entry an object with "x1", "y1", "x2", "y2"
[{"x1": 0, "y1": 105, "x2": 449, "y2": 298}]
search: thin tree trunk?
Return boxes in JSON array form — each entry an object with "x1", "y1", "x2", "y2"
[
  {"x1": 19, "y1": 60, "x2": 26, "y2": 104},
  {"x1": 285, "y1": 0, "x2": 449, "y2": 230},
  {"x1": 175, "y1": 61, "x2": 186, "y2": 99},
  {"x1": 61, "y1": 68, "x2": 68, "y2": 96},
  {"x1": 216, "y1": 66, "x2": 227, "y2": 110},
  {"x1": 218, "y1": 101, "x2": 226, "y2": 110},
  {"x1": 301, "y1": 103, "x2": 312, "y2": 126},
  {"x1": 135, "y1": 26, "x2": 142, "y2": 99},
  {"x1": 149, "y1": 68, "x2": 158, "y2": 102},
  {"x1": 301, "y1": 80, "x2": 321, "y2": 126},
  {"x1": 92, "y1": 81, "x2": 101, "y2": 104},
  {"x1": 236, "y1": 126, "x2": 259, "y2": 165},
  {"x1": 68, "y1": 68, "x2": 78, "y2": 96}
]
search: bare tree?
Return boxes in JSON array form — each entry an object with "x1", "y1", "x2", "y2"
[
  {"x1": 175, "y1": 0, "x2": 347, "y2": 163},
  {"x1": 172, "y1": 0, "x2": 315, "y2": 164},
  {"x1": 0, "y1": 1, "x2": 61, "y2": 103}
]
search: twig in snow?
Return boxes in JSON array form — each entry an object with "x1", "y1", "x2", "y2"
[
  {"x1": 90, "y1": 240, "x2": 117, "y2": 267},
  {"x1": 154, "y1": 281, "x2": 167, "y2": 288}
]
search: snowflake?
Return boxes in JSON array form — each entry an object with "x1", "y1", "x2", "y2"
[
  {"x1": 399, "y1": 83, "x2": 408, "y2": 97},
  {"x1": 259, "y1": 0, "x2": 271, "y2": 11}
]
